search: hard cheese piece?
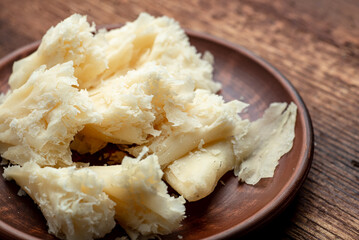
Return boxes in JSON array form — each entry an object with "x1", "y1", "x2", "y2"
[
  {"x1": 3, "y1": 162, "x2": 116, "y2": 240},
  {"x1": 89, "y1": 151, "x2": 186, "y2": 240},
  {"x1": 71, "y1": 9, "x2": 226, "y2": 154},
  {"x1": 147, "y1": 119, "x2": 235, "y2": 167},
  {"x1": 128, "y1": 89, "x2": 249, "y2": 168},
  {"x1": 0, "y1": 62, "x2": 100, "y2": 167},
  {"x1": 9, "y1": 14, "x2": 107, "y2": 90},
  {"x1": 233, "y1": 102, "x2": 297, "y2": 184},
  {"x1": 102, "y1": 13, "x2": 220, "y2": 93},
  {"x1": 71, "y1": 62, "x2": 196, "y2": 153},
  {"x1": 164, "y1": 139, "x2": 235, "y2": 202}
]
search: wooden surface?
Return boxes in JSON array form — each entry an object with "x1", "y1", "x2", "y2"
[{"x1": 0, "y1": 0, "x2": 358, "y2": 239}]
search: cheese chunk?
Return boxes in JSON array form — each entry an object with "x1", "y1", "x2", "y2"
[
  {"x1": 233, "y1": 102, "x2": 297, "y2": 184},
  {"x1": 3, "y1": 162, "x2": 116, "y2": 240},
  {"x1": 101, "y1": 13, "x2": 220, "y2": 93},
  {"x1": 164, "y1": 139, "x2": 235, "y2": 201},
  {"x1": 9, "y1": 14, "x2": 107, "y2": 90},
  {"x1": 90, "y1": 151, "x2": 186, "y2": 240},
  {"x1": 70, "y1": 12, "x2": 225, "y2": 153},
  {"x1": 0, "y1": 62, "x2": 101, "y2": 166},
  {"x1": 128, "y1": 89, "x2": 249, "y2": 167},
  {"x1": 71, "y1": 62, "x2": 197, "y2": 153}
]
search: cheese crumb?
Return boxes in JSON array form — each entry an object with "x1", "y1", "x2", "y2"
[{"x1": 17, "y1": 188, "x2": 27, "y2": 196}]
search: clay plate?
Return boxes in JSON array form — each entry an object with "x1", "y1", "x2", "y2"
[{"x1": 0, "y1": 30, "x2": 313, "y2": 240}]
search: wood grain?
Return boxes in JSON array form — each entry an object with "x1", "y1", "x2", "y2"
[{"x1": 0, "y1": 0, "x2": 358, "y2": 239}]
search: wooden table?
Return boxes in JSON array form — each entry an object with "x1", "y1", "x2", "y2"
[{"x1": 0, "y1": 0, "x2": 358, "y2": 239}]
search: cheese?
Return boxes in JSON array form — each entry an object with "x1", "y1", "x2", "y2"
[
  {"x1": 9, "y1": 14, "x2": 107, "y2": 90},
  {"x1": 72, "y1": 63, "x2": 186, "y2": 152},
  {"x1": 101, "y1": 13, "x2": 220, "y2": 93},
  {"x1": 0, "y1": 62, "x2": 101, "y2": 167},
  {"x1": 164, "y1": 139, "x2": 235, "y2": 201},
  {"x1": 3, "y1": 162, "x2": 116, "y2": 240},
  {"x1": 127, "y1": 89, "x2": 249, "y2": 167},
  {"x1": 89, "y1": 150, "x2": 186, "y2": 240},
  {"x1": 233, "y1": 102, "x2": 297, "y2": 184},
  {"x1": 71, "y1": 12, "x2": 225, "y2": 154},
  {"x1": 0, "y1": 12, "x2": 298, "y2": 240}
]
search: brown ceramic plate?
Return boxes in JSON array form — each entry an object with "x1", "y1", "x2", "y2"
[{"x1": 0, "y1": 30, "x2": 313, "y2": 240}]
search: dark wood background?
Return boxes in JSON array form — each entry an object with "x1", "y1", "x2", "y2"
[{"x1": 0, "y1": 0, "x2": 358, "y2": 239}]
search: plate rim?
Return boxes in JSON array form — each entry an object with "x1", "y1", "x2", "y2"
[{"x1": 0, "y1": 29, "x2": 314, "y2": 240}]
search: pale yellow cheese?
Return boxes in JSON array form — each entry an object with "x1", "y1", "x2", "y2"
[
  {"x1": 70, "y1": 12, "x2": 225, "y2": 153},
  {"x1": 164, "y1": 139, "x2": 235, "y2": 201},
  {"x1": 127, "y1": 89, "x2": 249, "y2": 167},
  {"x1": 89, "y1": 151, "x2": 186, "y2": 240},
  {"x1": 71, "y1": 62, "x2": 197, "y2": 153},
  {"x1": 9, "y1": 14, "x2": 107, "y2": 90},
  {"x1": 101, "y1": 13, "x2": 220, "y2": 93},
  {"x1": 233, "y1": 102, "x2": 297, "y2": 184},
  {"x1": 0, "y1": 62, "x2": 101, "y2": 167},
  {"x1": 3, "y1": 162, "x2": 116, "y2": 240}
]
